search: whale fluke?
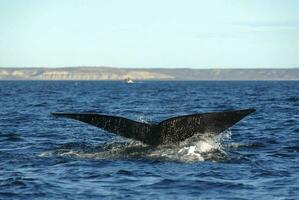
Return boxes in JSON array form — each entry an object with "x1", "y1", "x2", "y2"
[{"x1": 52, "y1": 109, "x2": 255, "y2": 146}]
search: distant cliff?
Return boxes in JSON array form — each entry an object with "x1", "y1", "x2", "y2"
[
  {"x1": 0, "y1": 67, "x2": 174, "y2": 80},
  {"x1": 0, "y1": 67, "x2": 298, "y2": 80}
]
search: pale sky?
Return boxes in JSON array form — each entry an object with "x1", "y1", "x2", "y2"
[{"x1": 0, "y1": 0, "x2": 298, "y2": 68}]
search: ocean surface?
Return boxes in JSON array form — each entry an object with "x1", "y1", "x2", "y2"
[{"x1": 0, "y1": 81, "x2": 298, "y2": 200}]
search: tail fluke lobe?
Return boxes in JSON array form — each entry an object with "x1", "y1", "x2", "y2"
[
  {"x1": 157, "y1": 109, "x2": 255, "y2": 144},
  {"x1": 52, "y1": 113, "x2": 155, "y2": 144}
]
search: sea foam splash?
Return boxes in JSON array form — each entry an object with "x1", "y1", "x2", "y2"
[
  {"x1": 148, "y1": 130, "x2": 231, "y2": 162},
  {"x1": 39, "y1": 130, "x2": 232, "y2": 163}
]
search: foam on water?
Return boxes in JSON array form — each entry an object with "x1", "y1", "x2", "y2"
[
  {"x1": 148, "y1": 131, "x2": 230, "y2": 162},
  {"x1": 39, "y1": 130, "x2": 231, "y2": 163}
]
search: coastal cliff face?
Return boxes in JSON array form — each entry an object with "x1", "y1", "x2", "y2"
[
  {"x1": 0, "y1": 67, "x2": 298, "y2": 80},
  {"x1": 0, "y1": 67, "x2": 174, "y2": 80}
]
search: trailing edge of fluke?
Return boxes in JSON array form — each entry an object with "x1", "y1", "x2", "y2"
[{"x1": 52, "y1": 108, "x2": 255, "y2": 146}]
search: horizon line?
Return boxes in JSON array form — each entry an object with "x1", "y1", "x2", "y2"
[{"x1": 1, "y1": 66, "x2": 298, "y2": 70}]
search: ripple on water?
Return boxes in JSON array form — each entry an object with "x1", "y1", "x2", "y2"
[{"x1": 0, "y1": 133, "x2": 24, "y2": 142}]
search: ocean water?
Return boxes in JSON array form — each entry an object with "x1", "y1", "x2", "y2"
[{"x1": 0, "y1": 81, "x2": 298, "y2": 200}]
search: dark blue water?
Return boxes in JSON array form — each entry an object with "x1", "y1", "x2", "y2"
[{"x1": 1, "y1": 81, "x2": 298, "y2": 199}]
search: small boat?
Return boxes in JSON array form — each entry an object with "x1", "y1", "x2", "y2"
[{"x1": 124, "y1": 77, "x2": 134, "y2": 84}]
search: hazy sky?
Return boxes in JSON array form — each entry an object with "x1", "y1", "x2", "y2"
[{"x1": 0, "y1": 0, "x2": 298, "y2": 68}]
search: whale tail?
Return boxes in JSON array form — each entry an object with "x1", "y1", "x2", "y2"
[{"x1": 52, "y1": 108, "x2": 255, "y2": 146}]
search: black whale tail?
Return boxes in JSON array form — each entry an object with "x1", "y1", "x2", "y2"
[{"x1": 52, "y1": 108, "x2": 255, "y2": 146}]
